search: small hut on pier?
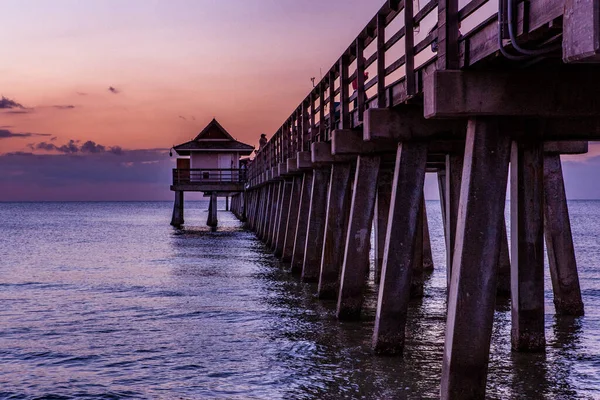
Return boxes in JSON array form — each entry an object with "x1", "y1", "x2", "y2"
[{"x1": 170, "y1": 118, "x2": 254, "y2": 228}]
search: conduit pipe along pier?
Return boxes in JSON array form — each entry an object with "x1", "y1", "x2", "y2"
[{"x1": 216, "y1": 0, "x2": 598, "y2": 397}]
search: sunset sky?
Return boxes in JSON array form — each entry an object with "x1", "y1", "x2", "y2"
[{"x1": 1, "y1": 0, "x2": 599, "y2": 201}]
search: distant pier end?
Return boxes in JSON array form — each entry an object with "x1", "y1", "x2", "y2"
[{"x1": 169, "y1": 118, "x2": 254, "y2": 227}]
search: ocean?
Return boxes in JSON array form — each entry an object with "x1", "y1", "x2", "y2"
[{"x1": 0, "y1": 201, "x2": 598, "y2": 399}]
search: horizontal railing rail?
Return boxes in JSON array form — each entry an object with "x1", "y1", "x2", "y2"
[{"x1": 172, "y1": 169, "x2": 247, "y2": 185}]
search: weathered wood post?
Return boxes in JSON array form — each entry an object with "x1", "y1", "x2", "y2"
[
  {"x1": 291, "y1": 171, "x2": 313, "y2": 274},
  {"x1": 422, "y1": 198, "x2": 434, "y2": 271},
  {"x1": 543, "y1": 154, "x2": 584, "y2": 316},
  {"x1": 372, "y1": 142, "x2": 427, "y2": 353},
  {"x1": 282, "y1": 175, "x2": 303, "y2": 262},
  {"x1": 170, "y1": 190, "x2": 184, "y2": 227},
  {"x1": 225, "y1": 196, "x2": 229, "y2": 211},
  {"x1": 318, "y1": 162, "x2": 353, "y2": 299},
  {"x1": 510, "y1": 137, "x2": 546, "y2": 352},
  {"x1": 440, "y1": 118, "x2": 511, "y2": 399},
  {"x1": 267, "y1": 182, "x2": 281, "y2": 247},
  {"x1": 274, "y1": 179, "x2": 293, "y2": 257},
  {"x1": 207, "y1": 192, "x2": 218, "y2": 228},
  {"x1": 336, "y1": 155, "x2": 380, "y2": 319},
  {"x1": 302, "y1": 168, "x2": 330, "y2": 282},
  {"x1": 374, "y1": 167, "x2": 393, "y2": 284}
]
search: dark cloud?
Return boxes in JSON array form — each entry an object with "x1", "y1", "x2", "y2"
[
  {"x1": 30, "y1": 139, "x2": 127, "y2": 155},
  {"x1": 0, "y1": 129, "x2": 52, "y2": 139},
  {"x1": 76, "y1": 92, "x2": 88, "y2": 96},
  {"x1": 108, "y1": 86, "x2": 120, "y2": 94},
  {"x1": 52, "y1": 105, "x2": 75, "y2": 110},
  {"x1": 0, "y1": 96, "x2": 25, "y2": 109},
  {"x1": 179, "y1": 115, "x2": 187, "y2": 120}
]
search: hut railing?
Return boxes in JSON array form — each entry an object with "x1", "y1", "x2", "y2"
[{"x1": 172, "y1": 169, "x2": 247, "y2": 185}]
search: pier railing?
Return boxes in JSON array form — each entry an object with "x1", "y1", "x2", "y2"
[
  {"x1": 246, "y1": 0, "x2": 564, "y2": 181},
  {"x1": 172, "y1": 168, "x2": 247, "y2": 185}
]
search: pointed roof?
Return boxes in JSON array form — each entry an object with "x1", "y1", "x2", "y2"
[
  {"x1": 173, "y1": 118, "x2": 255, "y2": 156},
  {"x1": 193, "y1": 118, "x2": 236, "y2": 141}
]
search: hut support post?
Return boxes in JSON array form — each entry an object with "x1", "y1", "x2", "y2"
[
  {"x1": 207, "y1": 192, "x2": 218, "y2": 228},
  {"x1": 170, "y1": 190, "x2": 184, "y2": 227}
]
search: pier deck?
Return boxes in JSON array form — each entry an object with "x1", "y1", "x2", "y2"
[{"x1": 227, "y1": 0, "x2": 599, "y2": 398}]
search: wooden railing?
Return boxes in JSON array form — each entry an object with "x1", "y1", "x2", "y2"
[
  {"x1": 246, "y1": 0, "x2": 563, "y2": 182},
  {"x1": 172, "y1": 169, "x2": 247, "y2": 185}
]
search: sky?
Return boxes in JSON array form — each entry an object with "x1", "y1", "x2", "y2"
[{"x1": 1, "y1": 0, "x2": 599, "y2": 201}]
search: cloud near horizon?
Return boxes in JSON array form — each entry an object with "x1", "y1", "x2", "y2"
[
  {"x1": 0, "y1": 129, "x2": 52, "y2": 139},
  {"x1": 26, "y1": 139, "x2": 124, "y2": 155}
]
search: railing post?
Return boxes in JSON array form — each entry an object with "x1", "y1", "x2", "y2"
[
  {"x1": 339, "y1": 54, "x2": 350, "y2": 129},
  {"x1": 404, "y1": 0, "x2": 416, "y2": 95},
  {"x1": 356, "y1": 38, "x2": 366, "y2": 122},
  {"x1": 377, "y1": 13, "x2": 387, "y2": 108},
  {"x1": 329, "y1": 69, "x2": 336, "y2": 136},
  {"x1": 437, "y1": 0, "x2": 460, "y2": 70}
]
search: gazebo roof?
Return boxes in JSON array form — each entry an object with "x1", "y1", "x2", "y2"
[{"x1": 173, "y1": 119, "x2": 254, "y2": 156}]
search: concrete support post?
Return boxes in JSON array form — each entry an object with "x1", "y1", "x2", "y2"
[
  {"x1": 374, "y1": 168, "x2": 394, "y2": 285},
  {"x1": 274, "y1": 180, "x2": 293, "y2": 257},
  {"x1": 259, "y1": 185, "x2": 271, "y2": 240},
  {"x1": 440, "y1": 118, "x2": 511, "y2": 400},
  {"x1": 336, "y1": 155, "x2": 380, "y2": 320},
  {"x1": 543, "y1": 154, "x2": 584, "y2": 316},
  {"x1": 318, "y1": 163, "x2": 353, "y2": 299},
  {"x1": 282, "y1": 176, "x2": 303, "y2": 262},
  {"x1": 291, "y1": 172, "x2": 313, "y2": 274},
  {"x1": 372, "y1": 143, "x2": 427, "y2": 353},
  {"x1": 511, "y1": 139, "x2": 546, "y2": 352},
  {"x1": 422, "y1": 199, "x2": 434, "y2": 271},
  {"x1": 226, "y1": 196, "x2": 229, "y2": 211},
  {"x1": 497, "y1": 220, "x2": 511, "y2": 296},
  {"x1": 207, "y1": 192, "x2": 218, "y2": 228},
  {"x1": 267, "y1": 182, "x2": 281, "y2": 248},
  {"x1": 170, "y1": 190, "x2": 184, "y2": 227},
  {"x1": 437, "y1": 169, "x2": 448, "y2": 253},
  {"x1": 302, "y1": 168, "x2": 331, "y2": 282},
  {"x1": 411, "y1": 199, "x2": 425, "y2": 298},
  {"x1": 445, "y1": 154, "x2": 463, "y2": 289}
]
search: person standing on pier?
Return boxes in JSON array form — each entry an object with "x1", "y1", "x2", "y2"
[{"x1": 259, "y1": 133, "x2": 267, "y2": 150}]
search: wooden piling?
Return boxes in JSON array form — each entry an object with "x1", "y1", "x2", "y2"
[
  {"x1": 510, "y1": 138, "x2": 546, "y2": 352},
  {"x1": 337, "y1": 155, "x2": 380, "y2": 320},
  {"x1": 274, "y1": 180, "x2": 293, "y2": 257},
  {"x1": 372, "y1": 143, "x2": 427, "y2": 353},
  {"x1": 170, "y1": 190, "x2": 184, "y2": 227},
  {"x1": 291, "y1": 172, "x2": 313, "y2": 274},
  {"x1": 282, "y1": 175, "x2": 303, "y2": 262},
  {"x1": 207, "y1": 192, "x2": 218, "y2": 228},
  {"x1": 318, "y1": 163, "x2": 353, "y2": 299},
  {"x1": 440, "y1": 118, "x2": 511, "y2": 400},
  {"x1": 302, "y1": 168, "x2": 331, "y2": 282},
  {"x1": 422, "y1": 199, "x2": 434, "y2": 271},
  {"x1": 374, "y1": 168, "x2": 393, "y2": 284},
  {"x1": 543, "y1": 154, "x2": 584, "y2": 316}
]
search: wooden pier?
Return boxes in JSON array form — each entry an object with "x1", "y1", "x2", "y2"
[{"x1": 227, "y1": 0, "x2": 599, "y2": 397}]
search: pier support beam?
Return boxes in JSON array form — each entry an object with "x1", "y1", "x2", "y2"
[
  {"x1": 170, "y1": 190, "x2": 184, "y2": 227},
  {"x1": 318, "y1": 163, "x2": 353, "y2": 299},
  {"x1": 302, "y1": 169, "x2": 330, "y2": 282},
  {"x1": 422, "y1": 199, "x2": 434, "y2": 271},
  {"x1": 207, "y1": 192, "x2": 218, "y2": 228},
  {"x1": 510, "y1": 138, "x2": 545, "y2": 352},
  {"x1": 291, "y1": 172, "x2": 313, "y2": 274},
  {"x1": 282, "y1": 176, "x2": 303, "y2": 262},
  {"x1": 445, "y1": 154, "x2": 463, "y2": 289},
  {"x1": 267, "y1": 182, "x2": 282, "y2": 248},
  {"x1": 374, "y1": 167, "x2": 393, "y2": 284},
  {"x1": 274, "y1": 180, "x2": 293, "y2": 257},
  {"x1": 372, "y1": 142, "x2": 427, "y2": 353},
  {"x1": 544, "y1": 154, "x2": 584, "y2": 316},
  {"x1": 440, "y1": 118, "x2": 510, "y2": 399},
  {"x1": 337, "y1": 155, "x2": 380, "y2": 320}
]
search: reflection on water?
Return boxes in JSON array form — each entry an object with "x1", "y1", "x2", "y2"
[{"x1": 0, "y1": 201, "x2": 598, "y2": 399}]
